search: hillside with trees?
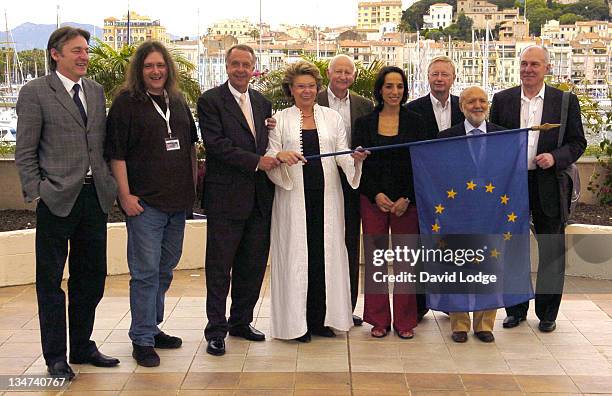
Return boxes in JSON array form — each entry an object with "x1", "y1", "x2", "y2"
[{"x1": 400, "y1": 0, "x2": 610, "y2": 38}]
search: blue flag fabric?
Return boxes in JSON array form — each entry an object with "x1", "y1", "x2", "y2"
[{"x1": 410, "y1": 130, "x2": 534, "y2": 312}]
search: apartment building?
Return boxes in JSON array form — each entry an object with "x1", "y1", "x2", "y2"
[
  {"x1": 357, "y1": 0, "x2": 403, "y2": 32},
  {"x1": 103, "y1": 11, "x2": 170, "y2": 50}
]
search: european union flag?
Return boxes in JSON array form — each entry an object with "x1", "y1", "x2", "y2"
[{"x1": 410, "y1": 130, "x2": 534, "y2": 312}]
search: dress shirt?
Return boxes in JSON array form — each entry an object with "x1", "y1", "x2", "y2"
[
  {"x1": 228, "y1": 81, "x2": 255, "y2": 134},
  {"x1": 56, "y1": 71, "x2": 87, "y2": 114},
  {"x1": 430, "y1": 93, "x2": 451, "y2": 132},
  {"x1": 465, "y1": 120, "x2": 487, "y2": 134},
  {"x1": 56, "y1": 71, "x2": 91, "y2": 176},
  {"x1": 327, "y1": 87, "x2": 352, "y2": 143},
  {"x1": 520, "y1": 84, "x2": 545, "y2": 170}
]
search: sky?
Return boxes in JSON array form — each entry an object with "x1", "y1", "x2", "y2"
[{"x1": 5, "y1": 0, "x2": 415, "y2": 37}]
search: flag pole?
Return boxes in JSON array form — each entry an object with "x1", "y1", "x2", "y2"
[{"x1": 301, "y1": 124, "x2": 560, "y2": 161}]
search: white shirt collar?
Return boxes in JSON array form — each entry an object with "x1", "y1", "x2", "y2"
[
  {"x1": 328, "y1": 87, "x2": 349, "y2": 102},
  {"x1": 464, "y1": 119, "x2": 487, "y2": 134},
  {"x1": 430, "y1": 93, "x2": 450, "y2": 109},
  {"x1": 521, "y1": 83, "x2": 546, "y2": 102},
  {"x1": 56, "y1": 70, "x2": 82, "y2": 93},
  {"x1": 228, "y1": 81, "x2": 249, "y2": 101}
]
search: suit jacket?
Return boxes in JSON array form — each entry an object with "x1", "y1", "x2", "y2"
[
  {"x1": 352, "y1": 107, "x2": 427, "y2": 202},
  {"x1": 489, "y1": 85, "x2": 586, "y2": 218},
  {"x1": 438, "y1": 121, "x2": 505, "y2": 138},
  {"x1": 15, "y1": 73, "x2": 117, "y2": 217},
  {"x1": 405, "y1": 94, "x2": 464, "y2": 140},
  {"x1": 197, "y1": 81, "x2": 274, "y2": 220},
  {"x1": 316, "y1": 89, "x2": 374, "y2": 143}
]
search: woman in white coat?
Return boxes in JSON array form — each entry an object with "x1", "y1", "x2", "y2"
[{"x1": 265, "y1": 61, "x2": 369, "y2": 342}]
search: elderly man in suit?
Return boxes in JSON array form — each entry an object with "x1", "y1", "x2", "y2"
[
  {"x1": 439, "y1": 86, "x2": 503, "y2": 343},
  {"x1": 316, "y1": 54, "x2": 373, "y2": 326},
  {"x1": 490, "y1": 45, "x2": 586, "y2": 332},
  {"x1": 406, "y1": 55, "x2": 464, "y2": 321},
  {"x1": 197, "y1": 44, "x2": 279, "y2": 356},
  {"x1": 15, "y1": 26, "x2": 119, "y2": 380}
]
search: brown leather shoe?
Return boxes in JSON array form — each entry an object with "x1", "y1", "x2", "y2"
[
  {"x1": 451, "y1": 331, "x2": 468, "y2": 343},
  {"x1": 475, "y1": 331, "x2": 495, "y2": 342}
]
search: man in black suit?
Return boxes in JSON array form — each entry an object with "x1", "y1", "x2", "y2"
[
  {"x1": 406, "y1": 56, "x2": 465, "y2": 141},
  {"x1": 439, "y1": 86, "x2": 503, "y2": 343},
  {"x1": 197, "y1": 44, "x2": 280, "y2": 355},
  {"x1": 489, "y1": 45, "x2": 586, "y2": 332},
  {"x1": 317, "y1": 54, "x2": 374, "y2": 326},
  {"x1": 406, "y1": 56, "x2": 464, "y2": 321}
]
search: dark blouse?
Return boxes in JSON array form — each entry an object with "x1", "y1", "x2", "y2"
[
  {"x1": 352, "y1": 107, "x2": 428, "y2": 203},
  {"x1": 105, "y1": 91, "x2": 198, "y2": 213},
  {"x1": 301, "y1": 129, "x2": 324, "y2": 190}
]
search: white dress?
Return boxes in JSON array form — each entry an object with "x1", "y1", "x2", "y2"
[{"x1": 265, "y1": 104, "x2": 362, "y2": 340}]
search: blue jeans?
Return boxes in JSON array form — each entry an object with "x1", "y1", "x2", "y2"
[{"x1": 127, "y1": 201, "x2": 186, "y2": 346}]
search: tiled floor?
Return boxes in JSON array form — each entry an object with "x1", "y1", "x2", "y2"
[{"x1": 0, "y1": 269, "x2": 612, "y2": 395}]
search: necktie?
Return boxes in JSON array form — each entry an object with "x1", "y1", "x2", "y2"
[
  {"x1": 239, "y1": 93, "x2": 256, "y2": 139},
  {"x1": 471, "y1": 128, "x2": 483, "y2": 135},
  {"x1": 468, "y1": 128, "x2": 486, "y2": 165},
  {"x1": 72, "y1": 84, "x2": 87, "y2": 126}
]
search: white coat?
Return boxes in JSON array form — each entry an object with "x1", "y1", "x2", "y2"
[{"x1": 265, "y1": 104, "x2": 362, "y2": 340}]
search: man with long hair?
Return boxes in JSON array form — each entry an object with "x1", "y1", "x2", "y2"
[{"x1": 106, "y1": 40, "x2": 198, "y2": 367}]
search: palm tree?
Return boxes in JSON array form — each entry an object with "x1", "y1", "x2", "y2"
[
  {"x1": 253, "y1": 55, "x2": 385, "y2": 111},
  {"x1": 87, "y1": 38, "x2": 201, "y2": 106}
]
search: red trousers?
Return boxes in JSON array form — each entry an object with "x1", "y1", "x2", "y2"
[{"x1": 360, "y1": 195, "x2": 418, "y2": 332}]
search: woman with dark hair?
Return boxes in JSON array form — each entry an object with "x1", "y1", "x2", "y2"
[
  {"x1": 265, "y1": 60, "x2": 368, "y2": 342},
  {"x1": 353, "y1": 66, "x2": 427, "y2": 339},
  {"x1": 105, "y1": 40, "x2": 198, "y2": 366}
]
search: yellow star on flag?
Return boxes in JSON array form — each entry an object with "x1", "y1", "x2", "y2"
[
  {"x1": 447, "y1": 189, "x2": 457, "y2": 199},
  {"x1": 434, "y1": 204, "x2": 445, "y2": 214},
  {"x1": 503, "y1": 232, "x2": 512, "y2": 241},
  {"x1": 432, "y1": 223, "x2": 441, "y2": 233},
  {"x1": 466, "y1": 180, "x2": 477, "y2": 190},
  {"x1": 500, "y1": 194, "x2": 510, "y2": 205},
  {"x1": 491, "y1": 249, "x2": 500, "y2": 258},
  {"x1": 485, "y1": 183, "x2": 495, "y2": 193},
  {"x1": 474, "y1": 257, "x2": 483, "y2": 264},
  {"x1": 507, "y1": 212, "x2": 518, "y2": 223}
]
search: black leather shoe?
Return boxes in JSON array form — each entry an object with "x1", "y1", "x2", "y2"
[
  {"x1": 475, "y1": 331, "x2": 495, "y2": 342},
  {"x1": 417, "y1": 309, "x2": 429, "y2": 323},
  {"x1": 353, "y1": 315, "x2": 363, "y2": 326},
  {"x1": 207, "y1": 337, "x2": 226, "y2": 356},
  {"x1": 451, "y1": 331, "x2": 468, "y2": 343},
  {"x1": 69, "y1": 350, "x2": 120, "y2": 367},
  {"x1": 311, "y1": 326, "x2": 336, "y2": 337},
  {"x1": 294, "y1": 332, "x2": 311, "y2": 343},
  {"x1": 132, "y1": 343, "x2": 160, "y2": 367},
  {"x1": 229, "y1": 325, "x2": 265, "y2": 341},
  {"x1": 503, "y1": 315, "x2": 526, "y2": 328},
  {"x1": 47, "y1": 360, "x2": 75, "y2": 381},
  {"x1": 538, "y1": 320, "x2": 556, "y2": 332},
  {"x1": 154, "y1": 331, "x2": 182, "y2": 349}
]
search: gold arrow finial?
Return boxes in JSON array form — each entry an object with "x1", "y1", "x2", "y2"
[{"x1": 531, "y1": 123, "x2": 561, "y2": 131}]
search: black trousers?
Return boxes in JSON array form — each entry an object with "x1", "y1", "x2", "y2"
[
  {"x1": 305, "y1": 187, "x2": 327, "y2": 331},
  {"x1": 35, "y1": 184, "x2": 107, "y2": 365},
  {"x1": 339, "y1": 168, "x2": 360, "y2": 311},
  {"x1": 204, "y1": 207, "x2": 270, "y2": 340},
  {"x1": 506, "y1": 172, "x2": 565, "y2": 321}
]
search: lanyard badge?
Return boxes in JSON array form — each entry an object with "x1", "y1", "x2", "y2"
[{"x1": 148, "y1": 90, "x2": 180, "y2": 151}]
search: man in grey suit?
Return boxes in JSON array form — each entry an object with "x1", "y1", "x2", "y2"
[
  {"x1": 15, "y1": 27, "x2": 119, "y2": 380},
  {"x1": 317, "y1": 54, "x2": 374, "y2": 326}
]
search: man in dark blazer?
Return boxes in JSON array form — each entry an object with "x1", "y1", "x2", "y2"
[
  {"x1": 317, "y1": 54, "x2": 374, "y2": 326},
  {"x1": 406, "y1": 56, "x2": 465, "y2": 141},
  {"x1": 439, "y1": 86, "x2": 503, "y2": 343},
  {"x1": 406, "y1": 56, "x2": 464, "y2": 321},
  {"x1": 15, "y1": 27, "x2": 120, "y2": 380},
  {"x1": 197, "y1": 44, "x2": 279, "y2": 356},
  {"x1": 489, "y1": 45, "x2": 586, "y2": 332}
]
